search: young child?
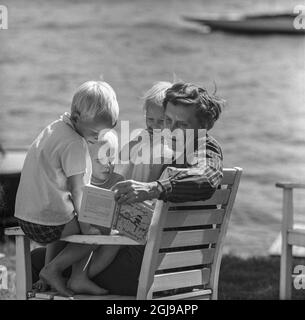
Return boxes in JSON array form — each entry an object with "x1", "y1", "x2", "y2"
[
  {"x1": 66, "y1": 132, "x2": 125, "y2": 294},
  {"x1": 14, "y1": 80, "x2": 119, "y2": 296},
  {"x1": 89, "y1": 131, "x2": 123, "y2": 189},
  {"x1": 117, "y1": 81, "x2": 173, "y2": 182}
]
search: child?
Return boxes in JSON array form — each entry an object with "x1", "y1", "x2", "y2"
[
  {"x1": 117, "y1": 81, "x2": 173, "y2": 182},
  {"x1": 66, "y1": 132, "x2": 125, "y2": 294},
  {"x1": 14, "y1": 80, "x2": 119, "y2": 296},
  {"x1": 89, "y1": 131, "x2": 123, "y2": 189}
]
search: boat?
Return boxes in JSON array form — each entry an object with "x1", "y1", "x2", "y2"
[
  {"x1": 183, "y1": 12, "x2": 305, "y2": 35},
  {"x1": 0, "y1": 147, "x2": 27, "y2": 239},
  {"x1": 0, "y1": 147, "x2": 27, "y2": 176}
]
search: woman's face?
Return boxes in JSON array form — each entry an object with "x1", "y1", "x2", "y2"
[
  {"x1": 164, "y1": 102, "x2": 202, "y2": 131},
  {"x1": 164, "y1": 102, "x2": 203, "y2": 151}
]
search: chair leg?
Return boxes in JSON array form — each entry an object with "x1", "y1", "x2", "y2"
[
  {"x1": 280, "y1": 241, "x2": 293, "y2": 300},
  {"x1": 15, "y1": 235, "x2": 32, "y2": 300},
  {"x1": 279, "y1": 188, "x2": 293, "y2": 300}
]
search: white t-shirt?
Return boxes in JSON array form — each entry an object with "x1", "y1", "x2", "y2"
[{"x1": 15, "y1": 112, "x2": 92, "y2": 226}]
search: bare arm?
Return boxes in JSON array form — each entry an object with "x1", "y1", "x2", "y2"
[
  {"x1": 67, "y1": 173, "x2": 99, "y2": 234},
  {"x1": 67, "y1": 173, "x2": 84, "y2": 216},
  {"x1": 112, "y1": 135, "x2": 223, "y2": 204}
]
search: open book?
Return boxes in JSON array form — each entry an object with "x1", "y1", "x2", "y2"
[{"x1": 78, "y1": 184, "x2": 155, "y2": 244}]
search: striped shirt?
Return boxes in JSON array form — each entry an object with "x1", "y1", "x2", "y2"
[{"x1": 157, "y1": 134, "x2": 223, "y2": 202}]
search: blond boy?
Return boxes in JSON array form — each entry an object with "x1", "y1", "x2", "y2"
[{"x1": 15, "y1": 81, "x2": 119, "y2": 296}]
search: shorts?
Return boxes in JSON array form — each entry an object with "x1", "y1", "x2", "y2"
[{"x1": 17, "y1": 218, "x2": 65, "y2": 244}]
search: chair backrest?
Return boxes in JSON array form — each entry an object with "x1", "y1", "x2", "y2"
[{"x1": 136, "y1": 167, "x2": 242, "y2": 300}]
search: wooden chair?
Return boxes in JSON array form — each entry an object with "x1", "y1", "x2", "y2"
[
  {"x1": 5, "y1": 167, "x2": 242, "y2": 300},
  {"x1": 276, "y1": 182, "x2": 305, "y2": 300}
]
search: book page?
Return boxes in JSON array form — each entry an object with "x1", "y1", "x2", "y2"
[
  {"x1": 115, "y1": 202, "x2": 154, "y2": 244},
  {"x1": 78, "y1": 185, "x2": 116, "y2": 228}
]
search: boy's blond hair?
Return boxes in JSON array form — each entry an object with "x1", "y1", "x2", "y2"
[
  {"x1": 71, "y1": 81, "x2": 119, "y2": 126},
  {"x1": 142, "y1": 81, "x2": 172, "y2": 111}
]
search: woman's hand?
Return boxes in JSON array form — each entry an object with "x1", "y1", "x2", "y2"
[{"x1": 111, "y1": 180, "x2": 160, "y2": 204}]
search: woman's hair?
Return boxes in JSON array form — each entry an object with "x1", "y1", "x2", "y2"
[
  {"x1": 163, "y1": 82, "x2": 225, "y2": 130},
  {"x1": 71, "y1": 81, "x2": 119, "y2": 126},
  {"x1": 142, "y1": 81, "x2": 172, "y2": 112}
]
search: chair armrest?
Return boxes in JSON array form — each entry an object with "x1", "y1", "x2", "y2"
[
  {"x1": 5, "y1": 227, "x2": 142, "y2": 245},
  {"x1": 275, "y1": 182, "x2": 305, "y2": 189},
  {"x1": 5, "y1": 227, "x2": 25, "y2": 236},
  {"x1": 61, "y1": 235, "x2": 141, "y2": 245}
]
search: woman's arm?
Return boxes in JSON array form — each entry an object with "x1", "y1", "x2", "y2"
[
  {"x1": 157, "y1": 135, "x2": 223, "y2": 202},
  {"x1": 112, "y1": 135, "x2": 223, "y2": 204}
]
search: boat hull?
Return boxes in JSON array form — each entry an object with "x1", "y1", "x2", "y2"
[{"x1": 183, "y1": 15, "x2": 305, "y2": 35}]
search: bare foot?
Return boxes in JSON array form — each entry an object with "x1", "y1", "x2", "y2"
[
  {"x1": 67, "y1": 274, "x2": 108, "y2": 295},
  {"x1": 32, "y1": 278, "x2": 50, "y2": 292},
  {"x1": 39, "y1": 265, "x2": 74, "y2": 297}
]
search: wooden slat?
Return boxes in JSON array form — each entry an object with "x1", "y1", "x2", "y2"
[
  {"x1": 168, "y1": 189, "x2": 231, "y2": 208},
  {"x1": 32, "y1": 291, "x2": 136, "y2": 300},
  {"x1": 276, "y1": 182, "x2": 305, "y2": 189},
  {"x1": 15, "y1": 235, "x2": 32, "y2": 300},
  {"x1": 161, "y1": 229, "x2": 220, "y2": 249},
  {"x1": 157, "y1": 248, "x2": 215, "y2": 270},
  {"x1": 184, "y1": 295, "x2": 211, "y2": 300},
  {"x1": 54, "y1": 295, "x2": 136, "y2": 300},
  {"x1": 153, "y1": 268, "x2": 210, "y2": 292},
  {"x1": 154, "y1": 289, "x2": 212, "y2": 300},
  {"x1": 5, "y1": 227, "x2": 141, "y2": 245},
  {"x1": 61, "y1": 234, "x2": 140, "y2": 245},
  {"x1": 164, "y1": 209, "x2": 224, "y2": 228},
  {"x1": 5, "y1": 227, "x2": 24, "y2": 236},
  {"x1": 221, "y1": 169, "x2": 237, "y2": 185},
  {"x1": 279, "y1": 188, "x2": 293, "y2": 300},
  {"x1": 287, "y1": 229, "x2": 305, "y2": 247}
]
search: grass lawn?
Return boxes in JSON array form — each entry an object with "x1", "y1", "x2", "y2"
[{"x1": 1, "y1": 241, "x2": 305, "y2": 300}]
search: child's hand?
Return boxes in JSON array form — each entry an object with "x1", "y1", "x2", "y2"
[{"x1": 79, "y1": 222, "x2": 102, "y2": 235}]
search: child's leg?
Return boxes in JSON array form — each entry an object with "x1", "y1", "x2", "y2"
[
  {"x1": 45, "y1": 241, "x2": 67, "y2": 265},
  {"x1": 39, "y1": 217, "x2": 96, "y2": 296},
  {"x1": 39, "y1": 242, "x2": 98, "y2": 296},
  {"x1": 67, "y1": 245, "x2": 121, "y2": 294},
  {"x1": 33, "y1": 241, "x2": 67, "y2": 292}
]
